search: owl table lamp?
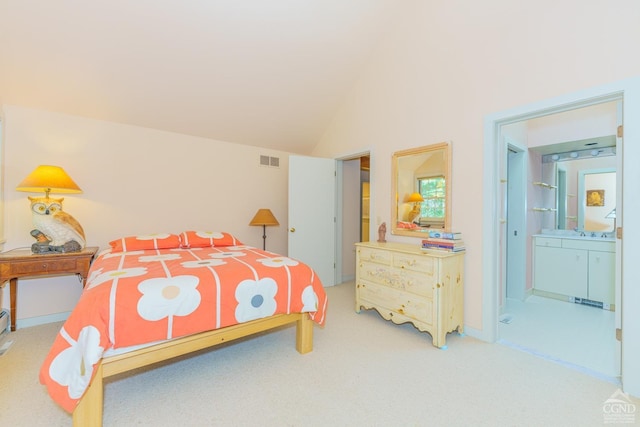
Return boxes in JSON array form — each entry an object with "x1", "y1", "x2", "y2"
[
  {"x1": 406, "y1": 192, "x2": 424, "y2": 223},
  {"x1": 16, "y1": 165, "x2": 86, "y2": 254}
]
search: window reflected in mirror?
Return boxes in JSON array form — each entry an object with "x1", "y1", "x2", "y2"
[{"x1": 418, "y1": 175, "x2": 446, "y2": 226}]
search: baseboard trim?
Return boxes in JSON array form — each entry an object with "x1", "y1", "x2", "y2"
[
  {"x1": 17, "y1": 312, "x2": 71, "y2": 329},
  {"x1": 462, "y1": 324, "x2": 487, "y2": 342},
  {"x1": 341, "y1": 274, "x2": 355, "y2": 283}
]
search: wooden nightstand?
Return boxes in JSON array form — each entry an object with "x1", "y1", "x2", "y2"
[{"x1": 0, "y1": 246, "x2": 99, "y2": 331}]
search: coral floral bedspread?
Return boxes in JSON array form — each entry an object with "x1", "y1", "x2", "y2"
[{"x1": 39, "y1": 232, "x2": 328, "y2": 413}]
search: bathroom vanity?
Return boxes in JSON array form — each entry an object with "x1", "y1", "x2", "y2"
[{"x1": 533, "y1": 234, "x2": 615, "y2": 309}]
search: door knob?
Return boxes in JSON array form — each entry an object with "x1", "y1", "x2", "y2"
[{"x1": 290, "y1": 227, "x2": 296, "y2": 232}]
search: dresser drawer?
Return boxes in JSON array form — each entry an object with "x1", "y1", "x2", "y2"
[
  {"x1": 10, "y1": 259, "x2": 78, "y2": 275},
  {"x1": 395, "y1": 253, "x2": 436, "y2": 276},
  {"x1": 357, "y1": 246, "x2": 392, "y2": 265},
  {"x1": 358, "y1": 261, "x2": 392, "y2": 287},
  {"x1": 358, "y1": 281, "x2": 433, "y2": 325},
  {"x1": 396, "y1": 268, "x2": 435, "y2": 297},
  {"x1": 392, "y1": 252, "x2": 435, "y2": 273},
  {"x1": 359, "y1": 262, "x2": 433, "y2": 297}
]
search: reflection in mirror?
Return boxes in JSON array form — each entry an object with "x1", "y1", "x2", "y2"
[
  {"x1": 540, "y1": 143, "x2": 616, "y2": 232},
  {"x1": 391, "y1": 142, "x2": 451, "y2": 237},
  {"x1": 555, "y1": 165, "x2": 567, "y2": 229},
  {"x1": 578, "y1": 168, "x2": 616, "y2": 232}
]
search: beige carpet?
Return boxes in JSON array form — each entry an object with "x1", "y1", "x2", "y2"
[{"x1": 0, "y1": 283, "x2": 636, "y2": 426}]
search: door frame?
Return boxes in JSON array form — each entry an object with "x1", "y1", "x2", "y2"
[
  {"x1": 335, "y1": 149, "x2": 373, "y2": 284},
  {"x1": 483, "y1": 76, "x2": 640, "y2": 396}
]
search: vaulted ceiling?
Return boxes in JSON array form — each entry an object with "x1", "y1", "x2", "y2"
[{"x1": 0, "y1": 0, "x2": 403, "y2": 154}]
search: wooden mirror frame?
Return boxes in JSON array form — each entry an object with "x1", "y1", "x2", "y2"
[{"x1": 391, "y1": 142, "x2": 452, "y2": 238}]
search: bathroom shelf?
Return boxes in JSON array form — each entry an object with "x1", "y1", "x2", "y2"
[{"x1": 532, "y1": 181, "x2": 558, "y2": 189}]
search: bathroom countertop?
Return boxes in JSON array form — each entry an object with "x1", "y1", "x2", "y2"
[{"x1": 533, "y1": 233, "x2": 615, "y2": 242}]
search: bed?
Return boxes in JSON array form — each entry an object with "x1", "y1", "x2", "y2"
[{"x1": 39, "y1": 231, "x2": 328, "y2": 426}]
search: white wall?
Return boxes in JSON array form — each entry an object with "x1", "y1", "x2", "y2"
[
  {"x1": 527, "y1": 102, "x2": 618, "y2": 148},
  {"x1": 312, "y1": 0, "x2": 640, "y2": 333},
  {"x1": 1, "y1": 105, "x2": 292, "y2": 324}
]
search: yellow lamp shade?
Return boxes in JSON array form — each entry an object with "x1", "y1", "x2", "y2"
[
  {"x1": 16, "y1": 165, "x2": 82, "y2": 197},
  {"x1": 249, "y1": 209, "x2": 279, "y2": 250},
  {"x1": 249, "y1": 209, "x2": 279, "y2": 226},
  {"x1": 406, "y1": 192, "x2": 424, "y2": 203}
]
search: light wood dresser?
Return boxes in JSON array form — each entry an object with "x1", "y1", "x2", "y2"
[{"x1": 355, "y1": 242, "x2": 464, "y2": 349}]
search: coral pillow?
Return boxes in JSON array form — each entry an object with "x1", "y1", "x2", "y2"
[
  {"x1": 179, "y1": 231, "x2": 243, "y2": 248},
  {"x1": 109, "y1": 233, "x2": 181, "y2": 252},
  {"x1": 397, "y1": 221, "x2": 419, "y2": 229}
]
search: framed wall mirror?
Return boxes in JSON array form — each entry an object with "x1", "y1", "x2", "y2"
[{"x1": 391, "y1": 142, "x2": 452, "y2": 237}]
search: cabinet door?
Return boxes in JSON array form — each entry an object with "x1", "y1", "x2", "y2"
[
  {"x1": 588, "y1": 250, "x2": 615, "y2": 304},
  {"x1": 534, "y1": 246, "x2": 588, "y2": 298}
]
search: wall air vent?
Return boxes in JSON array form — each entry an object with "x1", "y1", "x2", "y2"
[{"x1": 259, "y1": 155, "x2": 280, "y2": 168}]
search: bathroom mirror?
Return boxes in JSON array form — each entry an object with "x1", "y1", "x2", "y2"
[
  {"x1": 391, "y1": 142, "x2": 451, "y2": 237},
  {"x1": 541, "y1": 154, "x2": 616, "y2": 232}
]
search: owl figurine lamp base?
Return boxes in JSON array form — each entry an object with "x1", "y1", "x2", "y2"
[
  {"x1": 30, "y1": 230, "x2": 83, "y2": 254},
  {"x1": 26, "y1": 196, "x2": 86, "y2": 254}
]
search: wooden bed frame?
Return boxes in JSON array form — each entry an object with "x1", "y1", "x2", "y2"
[{"x1": 72, "y1": 312, "x2": 313, "y2": 427}]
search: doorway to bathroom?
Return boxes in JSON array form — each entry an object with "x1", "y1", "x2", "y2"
[{"x1": 496, "y1": 99, "x2": 622, "y2": 381}]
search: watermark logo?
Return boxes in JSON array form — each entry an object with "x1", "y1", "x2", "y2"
[{"x1": 603, "y1": 389, "x2": 636, "y2": 424}]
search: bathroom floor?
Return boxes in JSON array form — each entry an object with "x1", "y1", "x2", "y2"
[{"x1": 498, "y1": 295, "x2": 619, "y2": 383}]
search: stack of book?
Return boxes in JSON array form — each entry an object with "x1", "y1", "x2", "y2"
[{"x1": 421, "y1": 231, "x2": 465, "y2": 252}]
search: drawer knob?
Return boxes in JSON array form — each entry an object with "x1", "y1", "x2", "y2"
[{"x1": 42, "y1": 264, "x2": 48, "y2": 269}]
